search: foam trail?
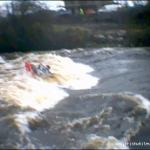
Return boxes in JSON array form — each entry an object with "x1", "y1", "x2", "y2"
[
  {"x1": 119, "y1": 92, "x2": 150, "y2": 117},
  {"x1": 0, "y1": 53, "x2": 99, "y2": 112},
  {"x1": 5, "y1": 74, "x2": 69, "y2": 111}
]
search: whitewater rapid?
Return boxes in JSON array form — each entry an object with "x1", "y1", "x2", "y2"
[
  {"x1": 0, "y1": 53, "x2": 99, "y2": 111},
  {"x1": 0, "y1": 52, "x2": 99, "y2": 148},
  {"x1": 0, "y1": 48, "x2": 150, "y2": 149}
]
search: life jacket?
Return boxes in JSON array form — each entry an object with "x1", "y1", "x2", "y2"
[
  {"x1": 25, "y1": 61, "x2": 33, "y2": 72},
  {"x1": 24, "y1": 62, "x2": 52, "y2": 77}
]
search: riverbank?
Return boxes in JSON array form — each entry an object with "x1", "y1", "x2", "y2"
[{"x1": 0, "y1": 3, "x2": 149, "y2": 53}]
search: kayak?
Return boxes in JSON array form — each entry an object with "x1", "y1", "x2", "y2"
[{"x1": 24, "y1": 61, "x2": 52, "y2": 78}]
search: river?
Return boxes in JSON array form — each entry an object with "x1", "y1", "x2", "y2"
[{"x1": 0, "y1": 47, "x2": 150, "y2": 149}]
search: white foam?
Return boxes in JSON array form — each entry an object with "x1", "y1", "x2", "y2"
[
  {"x1": 27, "y1": 53, "x2": 99, "y2": 90},
  {"x1": 134, "y1": 94, "x2": 150, "y2": 115},
  {"x1": 4, "y1": 63, "x2": 14, "y2": 69},
  {"x1": 85, "y1": 134, "x2": 129, "y2": 149},
  {"x1": 0, "y1": 56, "x2": 5, "y2": 63},
  {"x1": 1, "y1": 53, "x2": 99, "y2": 111},
  {"x1": 71, "y1": 62, "x2": 94, "y2": 74},
  {"x1": 10, "y1": 74, "x2": 69, "y2": 111},
  {"x1": 62, "y1": 74, "x2": 99, "y2": 90},
  {"x1": 14, "y1": 112, "x2": 40, "y2": 135}
]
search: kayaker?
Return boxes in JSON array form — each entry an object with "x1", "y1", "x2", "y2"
[{"x1": 24, "y1": 62, "x2": 52, "y2": 77}]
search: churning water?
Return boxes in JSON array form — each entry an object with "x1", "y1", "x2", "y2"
[{"x1": 0, "y1": 47, "x2": 150, "y2": 149}]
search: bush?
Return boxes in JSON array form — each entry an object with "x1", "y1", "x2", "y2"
[
  {"x1": 126, "y1": 28, "x2": 150, "y2": 47},
  {"x1": 126, "y1": 3, "x2": 150, "y2": 47},
  {"x1": 51, "y1": 26, "x2": 91, "y2": 49}
]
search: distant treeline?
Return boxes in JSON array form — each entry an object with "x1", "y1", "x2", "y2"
[
  {"x1": 0, "y1": 1, "x2": 92, "y2": 52},
  {"x1": 0, "y1": 1, "x2": 150, "y2": 53},
  {"x1": 125, "y1": 2, "x2": 150, "y2": 47}
]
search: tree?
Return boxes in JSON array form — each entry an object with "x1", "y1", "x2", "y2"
[
  {"x1": 5, "y1": 1, "x2": 46, "y2": 16},
  {"x1": 0, "y1": 0, "x2": 53, "y2": 52},
  {"x1": 64, "y1": 0, "x2": 114, "y2": 14}
]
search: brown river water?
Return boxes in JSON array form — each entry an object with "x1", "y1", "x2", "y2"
[{"x1": 0, "y1": 47, "x2": 150, "y2": 149}]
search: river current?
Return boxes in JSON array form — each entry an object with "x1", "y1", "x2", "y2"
[{"x1": 0, "y1": 47, "x2": 150, "y2": 149}]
